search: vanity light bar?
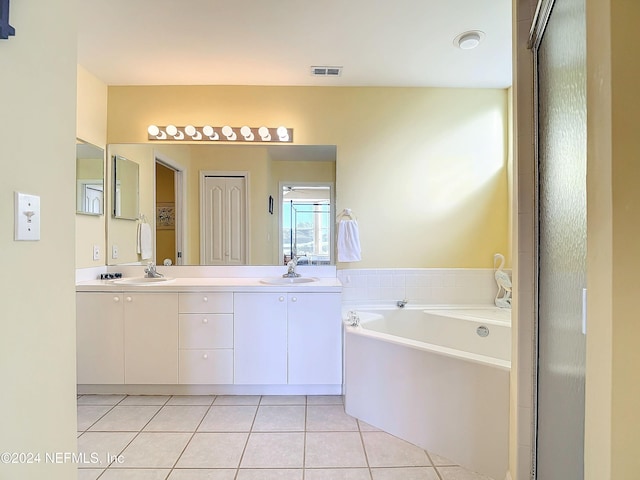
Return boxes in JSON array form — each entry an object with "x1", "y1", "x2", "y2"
[{"x1": 147, "y1": 125, "x2": 293, "y2": 143}]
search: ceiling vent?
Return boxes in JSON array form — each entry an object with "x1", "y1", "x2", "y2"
[{"x1": 311, "y1": 66, "x2": 343, "y2": 77}]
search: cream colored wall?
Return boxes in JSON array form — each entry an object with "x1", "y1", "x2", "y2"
[
  {"x1": 585, "y1": 1, "x2": 640, "y2": 478},
  {"x1": 106, "y1": 86, "x2": 510, "y2": 268},
  {"x1": 76, "y1": 66, "x2": 108, "y2": 268},
  {"x1": 0, "y1": 2, "x2": 78, "y2": 480}
]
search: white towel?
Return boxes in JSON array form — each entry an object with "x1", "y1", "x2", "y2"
[
  {"x1": 137, "y1": 222, "x2": 152, "y2": 260},
  {"x1": 337, "y1": 219, "x2": 362, "y2": 262}
]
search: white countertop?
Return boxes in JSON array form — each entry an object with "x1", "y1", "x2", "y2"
[{"x1": 76, "y1": 276, "x2": 343, "y2": 293}]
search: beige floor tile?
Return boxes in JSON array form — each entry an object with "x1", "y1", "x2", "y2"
[
  {"x1": 119, "y1": 395, "x2": 171, "y2": 406},
  {"x1": 77, "y1": 405, "x2": 113, "y2": 431},
  {"x1": 89, "y1": 406, "x2": 162, "y2": 431},
  {"x1": 252, "y1": 405, "x2": 305, "y2": 432},
  {"x1": 77, "y1": 395, "x2": 126, "y2": 406},
  {"x1": 176, "y1": 432, "x2": 248, "y2": 468},
  {"x1": 99, "y1": 469, "x2": 171, "y2": 479},
  {"x1": 144, "y1": 406, "x2": 209, "y2": 432},
  {"x1": 198, "y1": 405, "x2": 257, "y2": 432},
  {"x1": 240, "y1": 432, "x2": 305, "y2": 468},
  {"x1": 77, "y1": 469, "x2": 105, "y2": 480},
  {"x1": 166, "y1": 395, "x2": 216, "y2": 406},
  {"x1": 213, "y1": 395, "x2": 260, "y2": 405},
  {"x1": 304, "y1": 468, "x2": 371, "y2": 480},
  {"x1": 306, "y1": 405, "x2": 358, "y2": 431},
  {"x1": 307, "y1": 395, "x2": 344, "y2": 405},
  {"x1": 77, "y1": 432, "x2": 137, "y2": 469},
  {"x1": 260, "y1": 395, "x2": 306, "y2": 405},
  {"x1": 428, "y1": 452, "x2": 458, "y2": 466},
  {"x1": 437, "y1": 466, "x2": 494, "y2": 480},
  {"x1": 236, "y1": 469, "x2": 303, "y2": 479},
  {"x1": 305, "y1": 432, "x2": 367, "y2": 468},
  {"x1": 362, "y1": 432, "x2": 429, "y2": 468},
  {"x1": 168, "y1": 469, "x2": 236, "y2": 479},
  {"x1": 116, "y1": 432, "x2": 191, "y2": 468},
  {"x1": 371, "y1": 466, "x2": 440, "y2": 480},
  {"x1": 357, "y1": 420, "x2": 381, "y2": 432}
]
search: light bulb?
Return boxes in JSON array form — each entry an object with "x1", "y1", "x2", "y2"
[
  {"x1": 221, "y1": 125, "x2": 236, "y2": 141},
  {"x1": 166, "y1": 125, "x2": 178, "y2": 136},
  {"x1": 258, "y1": 126, "x2": 271, "y2": 141},
  {"x1": 148, "y1": 125, "x2": 160, "y2": 136},
  {"x1": 184, "y1": 125, "x2": 196, "y2": 136},
  {"x1": 240, "y1": 126, "x2": 254, "y2": 141},
  {"x1": 277, "y1": 126, "x2": 289, "y2": 142}
]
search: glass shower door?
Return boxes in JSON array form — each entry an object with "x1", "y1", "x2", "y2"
[{"x1": 535, "y1": 0, "x2": 587, "y2": 478}]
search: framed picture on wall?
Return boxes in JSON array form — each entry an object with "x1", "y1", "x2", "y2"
[{"x1": 156, "y1": 203, "x2": 175, "y2": 229}]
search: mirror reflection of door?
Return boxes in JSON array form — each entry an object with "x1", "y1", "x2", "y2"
[
  {"x1": 280, "y1": 184, "x2": 333, "y2": 266},
  {"x1": 155, "y1": 162, "x2": 177, "y2": 265},
  {"x1": 201, "y1": 175, "x2": 247, "y2": 265}
]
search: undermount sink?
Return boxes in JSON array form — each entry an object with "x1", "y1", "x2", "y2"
[
  {"x1": 260, "y1": 277, "x2": 319, "y2": 285},
  {"x1": 111, "y1": 277, "x2": 175, "y2": 286}
]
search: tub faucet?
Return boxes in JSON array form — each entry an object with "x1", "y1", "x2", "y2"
[
  {"x1": 346, "y1": 311, "x2": 360, "y2": 327},
  {"x1": 283, "y1": 256, "x2": 301, "y2": 278},
  {"x1": 396, "y1": 299, "x2": 408, "y2": 308},
  {"x1": 144, "y1": 262, "x2": 164, "y2": 278}
]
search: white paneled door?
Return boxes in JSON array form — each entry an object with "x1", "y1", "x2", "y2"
[{"x1": 202, "y1": 176, "x2": 247, "y2": 265}]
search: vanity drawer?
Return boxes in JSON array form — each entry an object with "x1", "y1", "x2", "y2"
[
  {"x1": 179, "y1": 293, "x2": 233, "y2": 313},
  {"x1": 179, "y1": 314, "x2": 233, "y2": 349},
  {"x1": 179, "y1": 349, "x2": 233, "y2": 384}
]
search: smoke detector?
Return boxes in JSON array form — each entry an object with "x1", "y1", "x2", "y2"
[
  {"x1": 310, "y1": 66, "x2": 343, "y2": 77},
  {"x1": 454, "y1": 30, "x2": 485, "y2": 50}
]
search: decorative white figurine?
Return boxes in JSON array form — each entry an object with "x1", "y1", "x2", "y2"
[{"x1": 494, "y1": 253, "x2": 512, "y2": 309}]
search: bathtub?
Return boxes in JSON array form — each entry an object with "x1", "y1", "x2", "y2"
[{"x1": 344, "y1": 306, "x2": 510, "y2": 480}]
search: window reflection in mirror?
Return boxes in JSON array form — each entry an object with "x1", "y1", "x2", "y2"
[
  {"x1": 76, "y1": 141, "x2": 104, "y2": 216},
  {"x1": 113, "y1": 155, "x2": 139, "y2": 220},
  {"x1": 281, "y1": 183, "x2": 334, "y2": 266}
]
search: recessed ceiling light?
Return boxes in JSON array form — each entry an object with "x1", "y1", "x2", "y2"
[{"x1": 454, "y1": 30, "x2": 485, "y2": 50}]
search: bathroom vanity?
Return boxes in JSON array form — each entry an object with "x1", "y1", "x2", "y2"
[{"x1": 76, "y1": 274, "x2": 342, "y2": 395}]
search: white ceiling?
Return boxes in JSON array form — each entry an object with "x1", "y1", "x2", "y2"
[{"x1": 78, "y1": 0, "x2": 512, "y2": 88}]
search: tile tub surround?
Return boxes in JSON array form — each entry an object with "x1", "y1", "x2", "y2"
[
  {"x1": 77, "y1": 394, "x2": 494, "y2": 480},
  {"x1": 338, "y1": 268, "x2": 503, "y2": 305}
]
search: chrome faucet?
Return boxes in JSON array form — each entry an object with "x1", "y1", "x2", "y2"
[
  {"x1": 396, "y1": 299, "x2": 408, "y2": 308},
  {"x1": 144, "y1": 262, "x2": 164, "y2": 278},
  {"x1": 282, "y1": 256, "x2": 301, "y2": 278},
  {"x1": 346, "y1": 311, "x2": 360, "y2": 327}
]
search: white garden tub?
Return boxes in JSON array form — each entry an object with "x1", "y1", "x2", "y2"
[{"x1": 344, "y1": 306, "x2": 510, "y2": 480}]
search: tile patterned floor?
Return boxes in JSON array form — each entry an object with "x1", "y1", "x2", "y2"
[{"x1": 77, "y1": 394, "x2": 493, "y2": 480}]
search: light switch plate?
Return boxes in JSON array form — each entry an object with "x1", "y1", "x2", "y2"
[
  {"x1": 15, "y1": 192, "x2": 40, "y2": 241},
  {"x1": 112, "y1": 244, "x2": 119, "y2": 259},
  {"x1": 93, "y1": 245, "x2": 101, "y2": 261}
]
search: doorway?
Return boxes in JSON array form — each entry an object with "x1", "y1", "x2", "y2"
[
  {"x1": 155, "y1": 155, "x2": 185, "y2": 265},
  {"x1": 533, "y1": 0, "x2": 587, "y2": 478}
]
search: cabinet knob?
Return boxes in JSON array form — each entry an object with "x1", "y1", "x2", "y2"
[
  {"x1": 202, "y1": 318, "x2": 208, "y2": 324},
  {"x1": 113, "y1": 296, "x2": 120, "y2": 302},
  {"x1": 203, "y1": 353, "x2": 208, "y2": 360},
  {"x1": 203, "y1": 296, "x2": 208, "y2": 302},
  {"x1": 126, "y1": 296, "x2": 132, "y2": 302},
  {"x1": 279, "y1": 296, "x2": 285, "y2": 302},
  {"x1": 291, "y1": 297, "x2": 297, "y2": 302}
]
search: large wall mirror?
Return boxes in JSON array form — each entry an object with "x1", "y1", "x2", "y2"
[
  {"x1": 106, "y1": 143, "x2": 336, "y2": 266},
  {"x1": 112, "y1": 155, "x2": 139, "y2": 220},
  {"x1": 76, "y1": 140, "x2": 104, "y2": 216}
]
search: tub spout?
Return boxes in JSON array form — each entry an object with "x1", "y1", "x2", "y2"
[
  {"x1": 346, "y1": 311, "x2": 360, "y2": 327},
  {"x1": 396, "y1": 299, "x2": 408, "y2": 308}
]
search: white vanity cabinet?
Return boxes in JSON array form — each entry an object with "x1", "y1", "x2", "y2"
[
  {"x1": 178, "y1": 293, "x2": 234, "y2": 384},
  {"x1": 76, "y1": 292, "x2": 125, "y2": 384},
  {"x1": 234, "y1": 292, "x2": 342, "y2": 386},
  {"x1": 123, "y1": 293, "x2": 179, "y2": 384}
]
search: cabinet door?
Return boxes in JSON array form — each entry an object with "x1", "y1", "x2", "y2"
[
  {"x1": 234, "y1": 293, "x2": 287, "y2": 384},
  {"x1": 124, "y1": 293, "x2": 178, "y2": 384},
  {"x1": 288, "y1": 293, "x2": 342, "y2": 385},
  {"x1": 76, "y1": 293, "x2": 125, "y2": 384}
]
